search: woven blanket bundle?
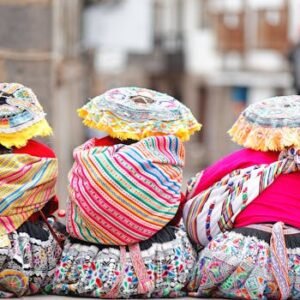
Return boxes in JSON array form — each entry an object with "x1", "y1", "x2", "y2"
[
  {"x1": 0, "y1": 153, "x2": 57, "y2": 237},
  {"x1": 67, "y1": 135, "x2": 185, "y2": 245}
]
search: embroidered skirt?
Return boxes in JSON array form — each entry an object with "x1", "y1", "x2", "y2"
[
  {"x1": 0, "y1": 221, "x2": 63, "y2": 298},
  {"x1": 48, "y1": 226, "x2": 196, "y2": 298},
  {"x1": 188, "y1": 225, "x2": 300, "y2": 299}
]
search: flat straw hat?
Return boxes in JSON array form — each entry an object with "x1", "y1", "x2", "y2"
[
  {"x1": 78, "y1": 87, "x2": 201, "y2": 141},
  {"x1": 0, "y1": 83, "x2": 52, "y2": 148},
  {"x1": 228, "y1": 95, "x2": 300, "y2": 151}
]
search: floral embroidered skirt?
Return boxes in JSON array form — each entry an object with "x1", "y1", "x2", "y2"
[
  {"x1": 48, "y1": 226, "x2": 196, "y2": 298},
  {"x1": 0, "y1": 221, "x2": 63, "y2": 298},
  {"x1": 188, "y1": 226, "x2": 300, "y2": 299}
]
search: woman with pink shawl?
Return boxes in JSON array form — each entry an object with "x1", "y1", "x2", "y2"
[{"x1": 184, "y1": 95, "x2": 300, "y2": 299}]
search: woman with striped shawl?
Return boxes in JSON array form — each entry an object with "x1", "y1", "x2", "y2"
[
  {"x1": 184, "y1": 95, "x2": 300, "y2": 300},
  {"x1": 49, "y1": 87, "x2": 200, "y2": 298},
  {"x1": 0, "y1": 83, "x2": 64, "y2": 297}
]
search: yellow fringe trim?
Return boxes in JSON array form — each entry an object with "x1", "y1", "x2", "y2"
[
  {"x1": 228, "y1": 115, "x2": 300, "y2": 151},
  {"x1": 0, "y1": 119, "x2": 53, "y2": 149},
  {"x1": 78, "y1": 108, "x2": 201, "y2": 142}
]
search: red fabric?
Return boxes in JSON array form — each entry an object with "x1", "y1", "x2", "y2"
[
  {"x1": 192, "y1": 148, "x2": 300, "y2": 229},
  {"x1": 13, "y1": 140, "x2": 58, "y2": 220},
  {"x1": 14, "y1": 140, "x2": 56, "y2": 158},
  {"x1": 94, "y1": 136, "x2": 122, "y2": 147}
]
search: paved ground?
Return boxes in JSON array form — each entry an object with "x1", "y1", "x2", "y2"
[{"x1": 22, "y1": 297, "x2": 218, "y2": 300}]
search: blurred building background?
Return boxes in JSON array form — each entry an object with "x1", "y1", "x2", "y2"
[{"x1": 0, "y1": 0, "x2": 299, "y2": 205}]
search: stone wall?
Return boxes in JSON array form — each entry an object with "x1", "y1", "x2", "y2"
[{"x1": 0, "y1": 0, "x2": 92, "y2": 206}]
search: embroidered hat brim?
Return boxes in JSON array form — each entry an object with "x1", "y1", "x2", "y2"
[
  {"x1": 228, "y1": 95, "x2": 300, "y2": 151},
  {"x1": 0, "y1": 83, "x2": 53, "y2": 148},
  {"x1": 78, "y1": 87, "x2": 201, "y2": 141}
]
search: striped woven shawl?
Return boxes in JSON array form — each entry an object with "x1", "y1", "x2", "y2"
[
  {"x1": 67, "y1": 135, "x2": 185, "y2": 245},
  {"x1": 0, "y1": 154, "x2": 58, "y2": 236},
  {"x1": 183, "y1": 147, "x2": 300, "y2": 248}
]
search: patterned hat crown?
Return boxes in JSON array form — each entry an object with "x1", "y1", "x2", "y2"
[
  {"x1": 229, "y1": 95, "x2": 300, "y2": 151},
  {"x1": 0, "y1": 83, "x2": 52, "y2": 148},
  {"x1": 78, "y1": 87, "x2": 201, "y2": 141}
]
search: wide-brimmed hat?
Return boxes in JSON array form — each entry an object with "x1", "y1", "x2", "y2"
[
  {"x1": 0, "y1": 83, "x2": 52, "y2": 148},
  {"x1": 228, "y1": 95, "x2": 300, "y2": 151},
  {"x1": 78, "y1": 87, "x2": 201, "y2": 141}
]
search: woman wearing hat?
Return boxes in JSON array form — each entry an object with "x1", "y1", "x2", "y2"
[
  {"x1": 0, "y1": 83, "x2": 64, "y2": 297},
  {"x1": 49, "y1": 87, "x2": 200, "y2": 298},
  {"x1": 184, "y1": 95, "x2": 300, "y2": 299}
]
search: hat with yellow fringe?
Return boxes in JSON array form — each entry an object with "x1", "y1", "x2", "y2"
[
  {"x1": 0, "y1": 83, "x2": 52, "y2": 148},
  {"x1": 78, "y1": 87, "x2": 201, "y2": 141},
  {"x1": 228, "y1": 95, "x2": 300, "y2": 151}
]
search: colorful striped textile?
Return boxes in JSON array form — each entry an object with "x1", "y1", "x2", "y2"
[
  {"x1": 0, "y1": 154, "x2": 57, "y2": 236},
  {"x1": 67, "y1": 135, "x2": 184, "y2": 245},
  {"x1": 183, "y1": 147, "x2": 300, "y2": 248}
]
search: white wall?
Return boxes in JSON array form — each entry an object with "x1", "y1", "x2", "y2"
[
  {"x1": 289, "y1": 0, "x2": 300, "y2": 43},
  {"x1": 183, "y1": 0, "x2": 297, "y2": 75},
  {"x1": 83, "y1": 0, "x2": 153, "y2": 53},
  {"x1": 183, "y1": 0, "x2": 221, "y2": 75}
]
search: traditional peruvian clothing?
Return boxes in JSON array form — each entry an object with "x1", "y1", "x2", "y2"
[
  {"x1": 0, "y1": 83, "x2": 63, "y2": 297},
  {"x1": 49, "y1": 87, "x2": 199, "y2": 298},
  {"x1": 184, "y1": 95, "x2": 300, "y2": 299}
]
